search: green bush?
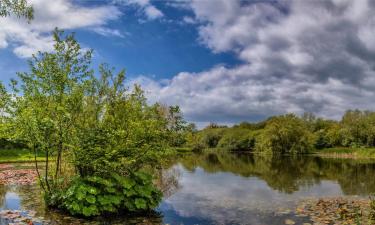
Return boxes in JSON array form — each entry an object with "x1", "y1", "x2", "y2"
[
  {"x1": 255, "y1": 114, "x2": 314, "y2": 154},
  {"x1": 217, "y1": 129, "x2": 255, "y2": 151},
  {"x1": 48, "y1": 172, "x2": 162, "y2": 217},
  {"x1": 197, "y1": 128, "x2": 225, "y2": 148},
  {"x1": 314, "y1": 130, "x2": 332, "y2": 149}
]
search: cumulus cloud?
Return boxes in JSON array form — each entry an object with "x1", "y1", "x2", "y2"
[
  {"x1": 0, "y1": 0, "x2": 122, "y2": 58},
  {"x1": 137, "y1": 0, "x2": 375, "y2": 125}
]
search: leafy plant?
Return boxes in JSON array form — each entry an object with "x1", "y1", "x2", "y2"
[{"x1": 50, "y1": 172, "x2": 161, "y2": 217}]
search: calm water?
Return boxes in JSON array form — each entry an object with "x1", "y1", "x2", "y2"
[{"x1": 1, "y1": 152, "x2": 375, "y2": 224}]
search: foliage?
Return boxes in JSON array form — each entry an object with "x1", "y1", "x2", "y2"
[
  {"x1": 217, "y1": 128, "x2": 256, "y2": 151},
  {"x1": 201, "y1": 128, "x2": 227, "y2": 148},
  {"x1": 0, "y1": 0, "x2": 33, "y2": 21},
  {"x1": 72, "y1": 64, "x2": 172, "y2": 178},
  {"x1": 0, "y1": 148, "x2": 44, "y2": 163},
  {"x1": 185, "y1": 131, "x2": 205, "y2": 152},
  {"x1": 0, "y1": 29, "x2": 178, "y2": 217},
  {"x1": 48, "y1": 172, "x2": 161, "y2": 217},
  {"x1": 314, "y1": 130, "x2": 331, "y2": 149},
  {"x1": 8, "y1": 29, "x2": 94, "y2": 193},
  {"x1": 254, "y1": 114, "x2": 314, "y2": 154},
  {"x1": 155, "y1": 104, "x2": 194, "y2": 147},
  {"x1": 183, "y1": 110, "x2": 375, "y2": 154}
]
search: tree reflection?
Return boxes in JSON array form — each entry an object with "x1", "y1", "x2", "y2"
[{"x1": 174, "y1": 152, "x2": 375, "y2": 195}]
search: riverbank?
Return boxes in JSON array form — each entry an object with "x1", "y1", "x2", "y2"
[
  {"x1": 175, "y1": 147, "x2": 375, "y2": 161},
  {"x1": 0, "y1": 149, "x2": 45, "y2": 163},
  {"x1": 314, "y1": 147, "x2": 375, "y2": 159}
]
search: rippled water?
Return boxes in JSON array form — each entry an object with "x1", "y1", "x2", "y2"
[{"x1": 1, "y1": 152, "x2": 375, "y2": 224}]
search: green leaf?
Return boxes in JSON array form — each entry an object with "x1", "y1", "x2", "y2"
[
  {"x1": 135, "y1": 198, "x2": 147, "y2": 209},
  {"x1": 106, "y1": 187, "x2": 116, "y2": 193},
  {"x1": 69, "y1": 201, "x2": 81, "y2": 212},
  {"x1": 87, "y1": 187, "x2": 99, "y2": 195},
  {"x1": 82, "y1": 205, "x2": 98, "y2": 216},
  {"x1": 121, "y1": 177, "x2": 135, "y2": 189},
  {"x1": 75, "y1": 186, "x2": 87, "y2": 200},
  {"x1": 86, "y1": 195, "x2": 96, "y2": 204}
]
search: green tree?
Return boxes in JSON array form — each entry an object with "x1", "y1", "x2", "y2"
[
  {"x1": 73, "y1": 64, "x2": 170, "y2": 177},
  {"x1": 7, "y1": 30, "x2": 170, "y2": 217},
  {"x1": 217, "y1": 128, "x2": 256, "y2": 151},
  {"x1": 0, "y1": 0, "x2": 33, "y2": 21},
  {"x1": 255, "y1": 114, "x2": 314, "y2": 154},
  {"x1": 10, "y1": 29, "x2": 93, "y2": 192}
]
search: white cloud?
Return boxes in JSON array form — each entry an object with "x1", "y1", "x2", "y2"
[
  {"x1": 137, "y1": 0, "x2": 375, "y2": 124},
  {"x1": 144, "y1": 4, "x2": 163, "y2": 20},
  {"x1": 120, "y1": 0, "x2": 163, "y2": 20},
  {"x1": 92, "y1": 27, "x2": 125, "y2": 38},
  {"x1": 0, "y1": 0, "x2": 122, "y2": 58}
]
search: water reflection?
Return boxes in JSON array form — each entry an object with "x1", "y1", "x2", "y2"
[
  {"x1": 161, "y1": 152, "x2": 375, "y2": 224},
  {"x1": 175, "y1": 152, "x2": 375, "y2": 195},
  {"x1": 1, "y1": 152, "x2": 375, "y2": 224}
]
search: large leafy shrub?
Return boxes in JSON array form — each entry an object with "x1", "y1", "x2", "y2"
[{"x1": 50, "y1": 172, "x2": 161, "y2": 217}]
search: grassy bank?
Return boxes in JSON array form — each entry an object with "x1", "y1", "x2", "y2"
[
  {"x1": 314, "y1": 147, "x2": 375, "y2": 159},
  {"x1": 0, "y1": 149, "x2": 45, "y2": 163}
]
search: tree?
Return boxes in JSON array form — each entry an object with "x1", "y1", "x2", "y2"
[
  {"x1": 217, "y1": 128, "x2": 256, "y2": 151},
  {"x1": 255, "y1": 114, "x2": 314, "y2": 154},
  {"x1": 0, "y1": 0, "x2": 33, "y2": 21},
  {"x1": 10, "y1": 29, "x2": 93, "y2": 192},
  {"x1": 156, "y1": 104, "x2": 189, "y2": 147},
  {"x1": 7, "y1": 29, "x2": 171, "y2": 216},
  {"x1": 73, "y1": 64, "x2": 170, "y2": 177}
]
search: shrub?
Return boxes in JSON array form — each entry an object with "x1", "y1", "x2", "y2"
[
  {"x1": 217, "y1": 129, "x2": 255, "y2": 151},
  {"x1": 185, "y1": 132, "x2": 205, "y2": 151},
  {"x1": 48, "y1": 172, "x2": 162, "y2": 217},
  {"x1": 314, "y1": 130, "x2": 331, "y2": 149},
  {"x1": 200, "y1": 128, "x2": 225, "y2": 148}
]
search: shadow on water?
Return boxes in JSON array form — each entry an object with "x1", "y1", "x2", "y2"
[{"x1": 1, "y1": 152, "x2": 375, "y2": 224}]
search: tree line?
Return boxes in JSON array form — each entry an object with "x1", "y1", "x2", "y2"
[{"x1": 184, "y1": 111, "x2": 375, "y2": 154}]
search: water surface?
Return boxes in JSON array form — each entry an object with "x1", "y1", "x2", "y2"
[{"x1": 1, "y1": 152, "x2": 375, "y2": 224}]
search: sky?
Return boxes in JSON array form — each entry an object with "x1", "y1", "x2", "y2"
[{"x1": 1, "y1": 0, "x2": 375, "y2": 127}]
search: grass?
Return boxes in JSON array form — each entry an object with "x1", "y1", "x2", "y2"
[
  {"x1": 0, "y1": 148, "x2": 45, "y2": 163},
  {"x1": 314, "y1": 147, "x2": 375, "y2": 158}
]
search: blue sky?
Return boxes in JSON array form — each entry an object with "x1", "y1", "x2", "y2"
[
  {"x1": 0, "y1": 0, "x2": 240, "y2": 82},
  {"x1": 2, "y1": 0, "x2": 375, "y2": 126}
]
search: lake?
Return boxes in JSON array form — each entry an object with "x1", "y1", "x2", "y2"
[{"x1": 1, "y1": 152, "x2": 375, "y2": 224}]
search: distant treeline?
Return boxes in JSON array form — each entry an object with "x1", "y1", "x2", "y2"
[{"x1": 183, "y1": 110, "x2": 375, "y2": 154}]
